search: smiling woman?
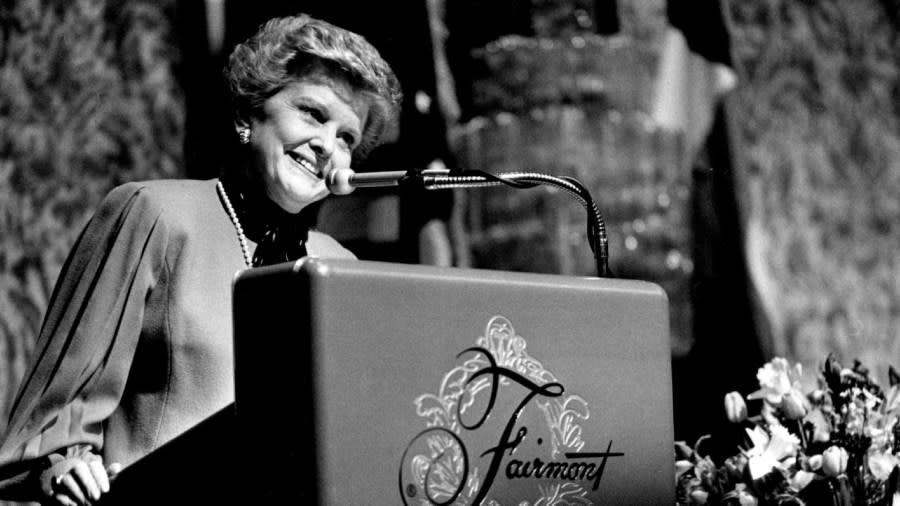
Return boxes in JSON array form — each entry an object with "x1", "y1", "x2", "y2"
[
  {"x1": 0, "y1": 13, "x2": 401, "y2": 505},
  {"x1": 222, "y1": 15, "x2": 402, "y2": 267}
]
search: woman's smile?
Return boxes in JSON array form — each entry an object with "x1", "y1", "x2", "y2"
[{"x1": 286, "y1": 150, "x2": 322, "y2": 179}]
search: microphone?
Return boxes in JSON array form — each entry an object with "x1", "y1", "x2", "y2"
[
  {"x1": 326, "y1": 169, "x2": 411, "y2": 195},
  {"x1": 326, "y1": 166, "x2": 611, "y2": 277}
]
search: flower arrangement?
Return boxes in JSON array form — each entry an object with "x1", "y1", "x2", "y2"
[{"x1": 676, "y1": 354, "x2": 900, "y2": 505}]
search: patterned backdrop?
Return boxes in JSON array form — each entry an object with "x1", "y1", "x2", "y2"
[
  {"x1": 0, "y1": 0, "x2": 183, "y2": 445},
  {"x1": 724, "y1": 0, "x2": 900, "y2": 384}
]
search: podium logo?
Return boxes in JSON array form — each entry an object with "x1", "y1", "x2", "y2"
[{"x1": 398, "y1": 316, "x2": 623, "y2": 505}]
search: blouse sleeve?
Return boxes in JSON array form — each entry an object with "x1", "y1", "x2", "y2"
[{"x1": 0, "y1": 182, "x2": 167, "y2": 499}]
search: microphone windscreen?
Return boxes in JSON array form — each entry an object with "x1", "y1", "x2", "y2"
[{"x1": 326, "y1": 168, "x2": 356, "y2": 195}]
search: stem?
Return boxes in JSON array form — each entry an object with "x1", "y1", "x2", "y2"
[{"x1": 797, "y1": 419, "x2": 808, "y2": 449}]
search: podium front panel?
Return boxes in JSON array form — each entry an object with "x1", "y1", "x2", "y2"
[{"x1": 233, "y1": 258, "x2": 674, "y2": 504}]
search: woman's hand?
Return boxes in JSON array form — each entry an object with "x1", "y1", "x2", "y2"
[{"x1": 41, "y1": 452, "x2": 122, "y2": 506}]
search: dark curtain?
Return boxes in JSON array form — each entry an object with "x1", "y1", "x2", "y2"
[{"x1": 668, "y1": 0, "x2": 764, "y2": 447}]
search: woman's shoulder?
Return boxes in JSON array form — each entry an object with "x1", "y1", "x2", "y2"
[
  {"x1": 98, "y1": 179, "x2": 219, "y2": 222},
  {"x1": 106, "y1": 178, "x2": 217, "y2": 206},
  {"x1": 307, "y1": 231, "x2": 356, "y2": 259}
]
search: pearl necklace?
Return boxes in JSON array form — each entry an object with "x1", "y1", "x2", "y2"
[{"x1": 217, "y1": 180, "x2": 252, "y2": 267}]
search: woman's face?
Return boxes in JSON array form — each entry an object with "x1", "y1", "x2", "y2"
[{"x1": 245, "y1": 77, "x2": 369, "y2": 213}]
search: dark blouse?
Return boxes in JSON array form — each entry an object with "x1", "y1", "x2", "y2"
[{"x1": 0, "y1": 178, "x2": 354, "y2": 498}]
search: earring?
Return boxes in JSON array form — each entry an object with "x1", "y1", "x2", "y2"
[{"x1": 237, "y1": 127, "x2": 251, "y2": 144}]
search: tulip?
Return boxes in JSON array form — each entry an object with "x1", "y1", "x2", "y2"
[
  {"x1": 781, "y1": 390, "x2": 808, "y2": 420},
  {"x1": 725, "y1": 391, "x2": 748, "y2": 423},
  {"x1": 822, "y1": 446, "x2": 848, "y2": 477}
]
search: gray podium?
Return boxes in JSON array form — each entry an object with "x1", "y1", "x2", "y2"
[{"x1": 232, "y1": 258, "x2": 674, "y2": 504}]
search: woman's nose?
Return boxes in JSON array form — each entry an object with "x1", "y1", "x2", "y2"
[{"x1": 309, "y1": 125, "x2": 336, "y2": 160}]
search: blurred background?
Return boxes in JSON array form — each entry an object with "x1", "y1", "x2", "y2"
[{"x1": 1, "y1": 0, "x2": 899, "y2": 456}]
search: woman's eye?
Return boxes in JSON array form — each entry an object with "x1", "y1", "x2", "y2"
[
  {"x1": 298, "y1": 106, "x2": 324, "y2": 122},
  {"x1": 339, "y1": 132, "x2": 357, "y2": 148}
]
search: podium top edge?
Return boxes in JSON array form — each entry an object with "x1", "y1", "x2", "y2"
[{"x1": 232, "y1": 257, "x2": 667, "y2": 298}]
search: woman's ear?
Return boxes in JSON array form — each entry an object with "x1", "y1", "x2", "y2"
[{"x1": 234, "y1": 116, "x2": 250, "y2": 134}]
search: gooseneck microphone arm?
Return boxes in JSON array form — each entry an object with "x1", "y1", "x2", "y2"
[{"x1": 327, "y1": 168, "x2": 611, "y2": 278}]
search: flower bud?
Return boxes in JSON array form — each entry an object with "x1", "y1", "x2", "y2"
[
  {"x1": 781, "y1": 390, "x2": 808, "y2": 420},
  {"x1": 675, "y1": 459, "x2": 693, "y2": 478},
  {"x1": 689, "y1": 489, "x2": 709, "y2": 504},
  {"x1": 735, "y1": 487, "x2": 758, "y2": 506},
  {"x1": 822, "y1": 446, "x2": 848, "y2": 477},
  {"x1": 790, "y1": 470, "x2": 815, "y2": 491},
  {"x1": 808, "y1": 389, "x2": 826, "y2": 405},
  {"x1": 812, "y1": 425, "x2": 830, "y2": 443},
  {"x1": 725, "y1": 391, "x2": 748, "y2": 423},
  {"x1": 724, "y1": 455, "x2": 747, "y2": 480},
  {"x1": 807, "y1": 454, "x2": 822, "y2": 471}
]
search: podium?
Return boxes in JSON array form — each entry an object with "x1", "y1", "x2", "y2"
[{"x1": 103, "y1": 258, "x2": 674, "y2": 504}]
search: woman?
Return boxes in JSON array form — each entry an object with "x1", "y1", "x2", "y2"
[{"x1": 0, "y1": 14, "x2": 401, "y2": 505}]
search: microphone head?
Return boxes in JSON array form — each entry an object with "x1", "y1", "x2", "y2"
[{"x1": 326, "y1": 168, "x2": 356, "y2": 195}]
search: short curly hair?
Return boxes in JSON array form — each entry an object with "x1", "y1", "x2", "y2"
[{"x1": 225, "y1": 14, "x2": 403, "y2": 159}]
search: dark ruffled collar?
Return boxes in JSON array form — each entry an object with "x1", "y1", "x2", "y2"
[{"x1": 219, "y1": 175, "x2": 314, "y2": 267}]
